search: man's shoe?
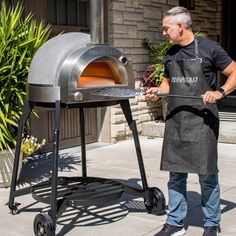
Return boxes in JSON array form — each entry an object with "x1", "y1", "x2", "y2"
[
  {"x1": 202, "y1": 225, "x2": 221, "y2": 236},
  {"x1": 154, "y1": 223, "x2": 186, "y2": 236}
]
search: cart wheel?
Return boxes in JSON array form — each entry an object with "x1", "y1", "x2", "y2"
[
  {"x1": 145, "y1": 187, "x2": 166, "y2": 215},
  {"x1": 9, "y1": 202, "x2": 21, "y2": 215},
  {"x1": 33, "y1": 213, "x2": 55, "y2": 236}
]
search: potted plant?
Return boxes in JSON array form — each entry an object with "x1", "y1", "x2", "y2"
[
  {"x1": 140, "y1": 38, "x2": 171, "y2": 120},
  {"x1": 0, "y1": 1, "x2": 51, "y2": 187},
  {"x1": 141, "y1": 38, "x2": 171, "y2": 87}
]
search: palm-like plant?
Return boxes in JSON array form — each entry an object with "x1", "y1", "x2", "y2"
[{"x1": 0, "y1": 1, "x2": 51, "y2": 152}]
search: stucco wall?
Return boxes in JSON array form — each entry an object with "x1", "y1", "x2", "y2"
[{"x1": 106, "y1": 0, "x2": 222, "y2": 142}]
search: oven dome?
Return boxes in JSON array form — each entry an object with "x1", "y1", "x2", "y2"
[{"x1": 28, "y1": 32, "x2": 133, "y2": 104}]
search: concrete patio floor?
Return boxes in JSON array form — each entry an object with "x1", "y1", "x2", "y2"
[{"x1": 0, "y1": 136, "x2": 235, "y2": 236}]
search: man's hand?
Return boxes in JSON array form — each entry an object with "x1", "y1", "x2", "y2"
[
  {"x1": 201, "y1": 91, "x2": 224, "y2": 104},
  {"x1": 145, "y1": 87, "x2": 161, "y2": 101},
  {"x1": 145, "y1": 77, "x2": 170, "y2": 101}
]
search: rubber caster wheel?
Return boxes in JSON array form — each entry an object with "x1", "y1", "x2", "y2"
[
  {"x1": 9, "y1": 202, "x2": 21, "y2": 215},
  {"x1": 33, "y1": 213, "x2": 55, "y2": 236},
  {"x1": 145, "y1": 187, "x2": 166, "y2": 215}
]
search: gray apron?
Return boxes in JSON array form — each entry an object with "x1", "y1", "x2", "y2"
[{"x1": 161, "y1": 39, "x2": 219, "y2": 174}]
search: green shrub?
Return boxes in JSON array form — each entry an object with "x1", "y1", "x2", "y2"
[
  {"x1": 141, "y1": 39, "x2": 171, "y2": 88},
  {"x1": 142, "y1": 38, "x2": 171, "y2": 64},
  {"x1": 0, "y1": 1, "x2": 51, "y2": 152}
]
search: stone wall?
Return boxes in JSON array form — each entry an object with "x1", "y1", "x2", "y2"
[
  {"x1": 106, "y1": 0, "x2": 222, "y2": 142},
  {"x1": 191, "y1": 0, "x2": 222, "y2": 41}
]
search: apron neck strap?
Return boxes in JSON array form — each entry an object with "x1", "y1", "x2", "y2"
[
  {"x1": 194, "y1": 37, "x2": 203, "y2": 63},
  {"x1": 194, "y1": 37, "x2": 200, "y2": 58}
]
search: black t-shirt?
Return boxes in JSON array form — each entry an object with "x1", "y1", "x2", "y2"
[{"x1": 164, "y1": 36, "x2": 233, "y2": 89}]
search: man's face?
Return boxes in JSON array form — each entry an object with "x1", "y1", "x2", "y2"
[{"x1": 162, "y1": 16, "x2": 181, "y2": 44}]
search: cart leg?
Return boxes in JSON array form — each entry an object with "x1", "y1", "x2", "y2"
[
  {"x1": 119, "y1": 100, "x2": 148, "y2": 191},
  {"x1": 49, "y1": 100, "x2": 61, "y2": 228},
  {"x1": 80, "y1": 108, "x2": 87, "y2": 177},
  {"x1": 8, "y1": 98, "x2": 34, "y2": 210},
  {"x1": 120, "y1": 100, "x2": 166, "y2": 215}
]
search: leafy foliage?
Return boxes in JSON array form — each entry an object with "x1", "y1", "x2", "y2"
[
  {"x1": 140, "y1": 64, "x2": 164, "y2": 88},
  {"x1": 141, "y1": 39, "x2": 171, "y2": 88},
  {"x1": 0, "y1": 1, "x2": 51, "y2": 152},
  {"x1": 142, "y1": 38, "x2": 171, "y2": 64}
]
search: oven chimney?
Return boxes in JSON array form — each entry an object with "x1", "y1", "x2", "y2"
[{"x1": 90, "y1": 0, "x2": 104, "y2": 44}]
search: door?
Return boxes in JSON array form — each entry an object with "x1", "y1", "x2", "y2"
[
  {"x1": 30, "y1": 107, "x2": 97, "y2": 151},
  {"x1": 218, "y1": 0, "x2": 236, "y2": 113}
]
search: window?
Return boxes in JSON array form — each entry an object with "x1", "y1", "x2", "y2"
[
  {"x1": 47, "y1": 0, "x2": 90, "y2": 30},
  {"x1": 179, "y1": 0, "x2": 195, "y2": 10}
]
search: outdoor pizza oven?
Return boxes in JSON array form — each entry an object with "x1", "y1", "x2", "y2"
[
  {"x1": 8, "y1": 3, "x2": 166, "y2": 233},
  {"x1": 28, "y1": 32, "x2": 134, "y2": 105}
]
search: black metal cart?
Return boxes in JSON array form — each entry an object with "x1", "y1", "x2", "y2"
[{"x1": 8, "y1": 98, "x2": 166, "y2": 236}]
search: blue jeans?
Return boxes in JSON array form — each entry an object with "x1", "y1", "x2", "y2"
[{"x1": 166, "y1": 172, "x2": 221, "y2": 227}]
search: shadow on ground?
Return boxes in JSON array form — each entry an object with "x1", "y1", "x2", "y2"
[
  {"x1": 18, "y1": 152, "x2": 82, "y2": 186},
  {"x1": 185, "y1": 191, "x2": 236, "y2": 228},
  {"x1": 16, "y1": 176, "x2": 153, "y2": 236}
]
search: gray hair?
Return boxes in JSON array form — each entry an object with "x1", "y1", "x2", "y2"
[{"x1": 164, "y1": 6, "x2": 192, "y2": 29}]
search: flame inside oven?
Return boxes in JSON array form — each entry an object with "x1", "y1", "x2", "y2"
[{"x1": 78, "y1": 60, "x2": 126, "y2": 88}]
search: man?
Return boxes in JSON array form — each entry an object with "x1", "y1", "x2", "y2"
[{"x1": 145, "y1": 6, "x2": 236, "y2": 236}]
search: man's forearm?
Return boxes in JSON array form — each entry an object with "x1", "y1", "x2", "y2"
[{"x1": 221, "y1": 61, "x2": 236, "y2": 95}]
